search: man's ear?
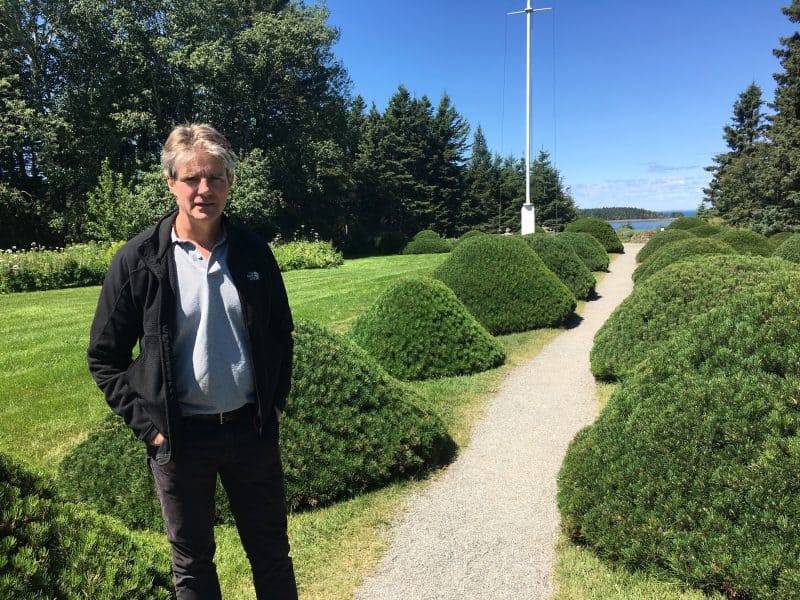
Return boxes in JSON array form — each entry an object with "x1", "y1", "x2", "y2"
[{"x1": 166, "y1": 175, "x2": 177, "y2": 196}]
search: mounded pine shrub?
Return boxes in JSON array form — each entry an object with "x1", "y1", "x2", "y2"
[
  {"x1": 715, "y1": 228, "x2": 773, "y2": 256},
  {"x1": 522, "y1": 234, "x2": 596, "y2": 300},
  {"x1": 401, "y1": 230, "x2": 451, "y2": 255},
  {"x1": 556, "y1": 232, "x2": 610, "y2": 272},
  {"x1": 591, "y1": 254, "x2": 795, "y2": 381},
  {"x1": 667, "y1": 215, "x2": 705, "y2": 230},
  {"x1": 632, "y1": 237, "x2": 736, "y2": 283},
  {"x1": 769, "y1": 230, "x2": 795, "y2": 249},
  {"x1": 560, "y1": 269, "x2": 800, "y2": 600},
  {"x1": 454, "y1": 229, "x2": 486, "y2": 247},
  {"x1": 773, "y1": 234, "x2": 800, "y2": 263},
  {"x1": 686, "y1": 223, "x2": 721, "y2": 238},
  {"x1": 349, "y1": 276, "x2": 505, "y2": 380},
  {"x1": 59, "y1": 415, "x2": 175, "y2": 530},
  {"x1": 433, "y1": 235, "x2": 575, "y2": 335},
  {"x1": 564, "y1": 217, "x2": 624, "y2": 253},
  {"x1": 281, "y1": 320, "x2": 455, "y2": 509},
  {"x1": 2, "y1": 453, "x2": 172, "y2": 598},
  {"x1": 61, "y1": 321, "x2": 456, "y2": 522},
  {"x1": 635, "y1": 228, "x2": 695, "y2": 263}
]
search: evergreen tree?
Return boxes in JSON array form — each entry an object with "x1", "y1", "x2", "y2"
[
  {"x1": 704, "y1": 84, "x2": 770, "y2": 226},
  {"x1": 461, "y1": 126, "x2": 497, "y2": 233},
  {"x1": 530, "y1": 150, "x2": 578, "y2": 230}
]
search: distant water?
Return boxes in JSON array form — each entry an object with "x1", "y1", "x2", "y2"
[{"x1": 608, "y1": 210, "x2": 697, "y2": 231}]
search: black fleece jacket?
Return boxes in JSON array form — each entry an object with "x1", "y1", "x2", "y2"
[{"x1": 87, "y1": 211, "x2": 294, "y2": 460}]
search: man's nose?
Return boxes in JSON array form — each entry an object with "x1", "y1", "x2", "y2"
[{"x1": 197, "y1": 178, "x2": 212, "y2": 194}]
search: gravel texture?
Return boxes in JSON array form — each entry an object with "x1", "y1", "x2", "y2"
[{"x1": 355, "y1": 244, "x2": 640, "y2": 600}]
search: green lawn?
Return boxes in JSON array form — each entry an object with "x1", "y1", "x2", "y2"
[{"x1": 1, "y1": 252, "x2": 718, "y2": 599}]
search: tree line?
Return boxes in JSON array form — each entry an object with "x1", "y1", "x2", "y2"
[
  {"x1": 703, "y1": 1, "x2": 800, "y2": 234},
  {"x1": 0, "y1": 0, "x2": 577, "y2": 251},
  {"x1": 578, "y1": 207, "x2": 679, "y2": 221}
]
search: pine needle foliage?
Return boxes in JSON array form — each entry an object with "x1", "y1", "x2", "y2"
[
  {"x1": 522, "y1": 234, "x2": 596, "y2": 300},
  {"x1": 564, "y1": 217, "x2": 624, "y2": 253},
  {"x1": 591, "y1": 254, "x2": 796, "y2": 381},
  {"x1": 632, "y1": 238, "x2": 736, "y2": 283},
  {"x1": 1, "y1": 453, "x2": 172, "y2": 598},
  {"x1": 58, "y1": 414, "x2": 234, "y2": 531},
  {"x1": 433, "y1": 235, "x2": 575, "y2": 335},
  {"x1": 560, "y1": 269, "x2": 800, "y2": 600},
  {"x1": 401, "y1": 230, "x2": 451, "y2": 255},
  {"x1": 769, "y1": 231, "x2": 796, "y2": 248},
  {"x1": 773, "y1": 234, "x2": 800, "y2": 263},
  {"x1": 555, "y1": 232, "x2": 610, "y2": 272},
  {"x1": 714, "y1": 228, "x2": 773, "y2": 256},
  {"x1": 635, "y1": 229, "x2": 696, "y2": 263},
  {"x1": 667, "y1": 216, "x2": 706, "y2": 230},
  {"x1": 281, "y1": 320, "x2": 456, "y2": 509},
  {"x1": 349, "y1": 276, "x2": 505, "y2": 380},
  {"x1": 686, "y1": 223, "x2": 722, "y2": 238}
]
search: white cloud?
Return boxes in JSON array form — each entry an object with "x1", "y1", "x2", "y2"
[{"x1": 571, "y1": 169, "x2": 712, "y2": 212}]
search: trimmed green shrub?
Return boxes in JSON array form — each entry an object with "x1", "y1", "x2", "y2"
[
  {"x1": 773, "y1": 234, "x2": 800, "y2": 263},
  {"x1": 61, "y1": 321, "x2": 456, "y2": 523},
  {"x1": 560, "y1": 269, "x2": 800, "y2": 600},
  {"x1": 564, "y1": 217, "x2": 624, "y2": 253},
  {"x1": 59, "y1": 415, "x2": 168, "y2": 530},
  {"x1": 522, "y1": 234, "x2": 596, "y2": 300},
  {"x1": 768, "y1": 230, "x2": 796, "y2": 248},
  {"x1": 433, "y1": 235, "x2": 575, "y2": 335},
  {"x1": 349, "y1": 276, "x2": 505, "y2": 380},
  {"x1": 2, "y1": 453, "x2": 172, "y2": 598},
  {"x1": 401, "y1": 230, "x2": 451, "y2": 255},
  {"x1": 281, "y1": 320, "x2": 455, "y2": 509},
  {"x1": 454, "y1": 229, "x2": 486, "y2": 247},
  {"x1": 632, "y1": 237, "x2": 736, "y2": 283},
  {"x1": 591, "y1": 254, "x2": 795, "y2": 381},
  {"x1": 667, "y1": 215, "x2": 705, "y2": 230},
  {"x1": 556, "y1": 232, "x2": 610, "y2": 272},
  {"x1": 715, "y1": 228, "x2": 773, "y2": 257},
  {"x1": 686, "y1": 223, "x2": 721, "y2": 238},
  {"x1": 635, "y1": 228, "x2": 695, "y2": 263},
  {"x1": 271, "y1": 240, "x2": 343, "y2": 271}
]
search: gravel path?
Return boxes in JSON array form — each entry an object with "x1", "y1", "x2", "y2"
[{"x1": 355, "y1": 244, "x2": 641, "y2": 600}]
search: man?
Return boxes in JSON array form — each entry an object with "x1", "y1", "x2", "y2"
[{"x1": 87, "y1": 123, "x2": 297, "y2": 599}]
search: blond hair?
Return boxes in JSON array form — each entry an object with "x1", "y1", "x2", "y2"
[{"x1": 161, "y1": 123, "x2": 237, "y2": 181}]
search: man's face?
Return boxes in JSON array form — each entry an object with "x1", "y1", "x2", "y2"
[{"x1": 167, "y1": 151, "x2": 231, "y2": 227}]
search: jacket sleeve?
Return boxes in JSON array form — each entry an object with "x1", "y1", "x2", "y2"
[
  {"x1": 265, "y1": 245, "x2": 294, "y2": 412},
  {"x1": 86, "y1": 251, "x2": 158, "y2": 443}
]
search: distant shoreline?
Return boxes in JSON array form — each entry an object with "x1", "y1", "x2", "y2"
[{"x1": 607, "y1": 218, "x2": 676, "y2": 223}]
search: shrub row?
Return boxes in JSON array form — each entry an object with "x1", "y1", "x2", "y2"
[
  {"x1": 561, "y1": 269, "x2": 800, "y2": 599},
  {"x1": 591, "y1": 254, "x2": 796, "y2": 380},
  {"x1": 632, "y1": 237, "x2": 737, "y2": 283},
  {"x1": 556, "y1": 232, "x2": 610, "y2": 272},
  {"x1": 59, "y1": 320, "x2": 456, "y2": 527},
  {"x1": 635, "y1": 229, "x2": 695, "y2": 263},
  {"x1": 1, "y1": 453, "x2": 172, "y2": 598},
  {"x1": 349, "y1": 276, "x2": 505, "y2": 380},
  {"x1": 774, "y1": 234, "x2": 800, "y2": 263},
  {"x1": 401, "y1": 230, "x2": 451, "y2": 255},
  {"x1": 564, "y1": 217, "x2": 624, "y2": 253},
  {"x1": 522, "y1": 234, "x2": 596, "y2": 300},
  {"x1": 433, "y1": 235, "x2": 575, "y2": 335}
]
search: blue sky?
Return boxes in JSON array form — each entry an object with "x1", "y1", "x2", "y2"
[{"x1": 324, "y1": 0, "x2": 795, "y2": 211}]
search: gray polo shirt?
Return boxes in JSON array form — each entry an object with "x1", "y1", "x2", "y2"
[{"x1": 171, "y1": 227, "x2": 255, "y2": 415}]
